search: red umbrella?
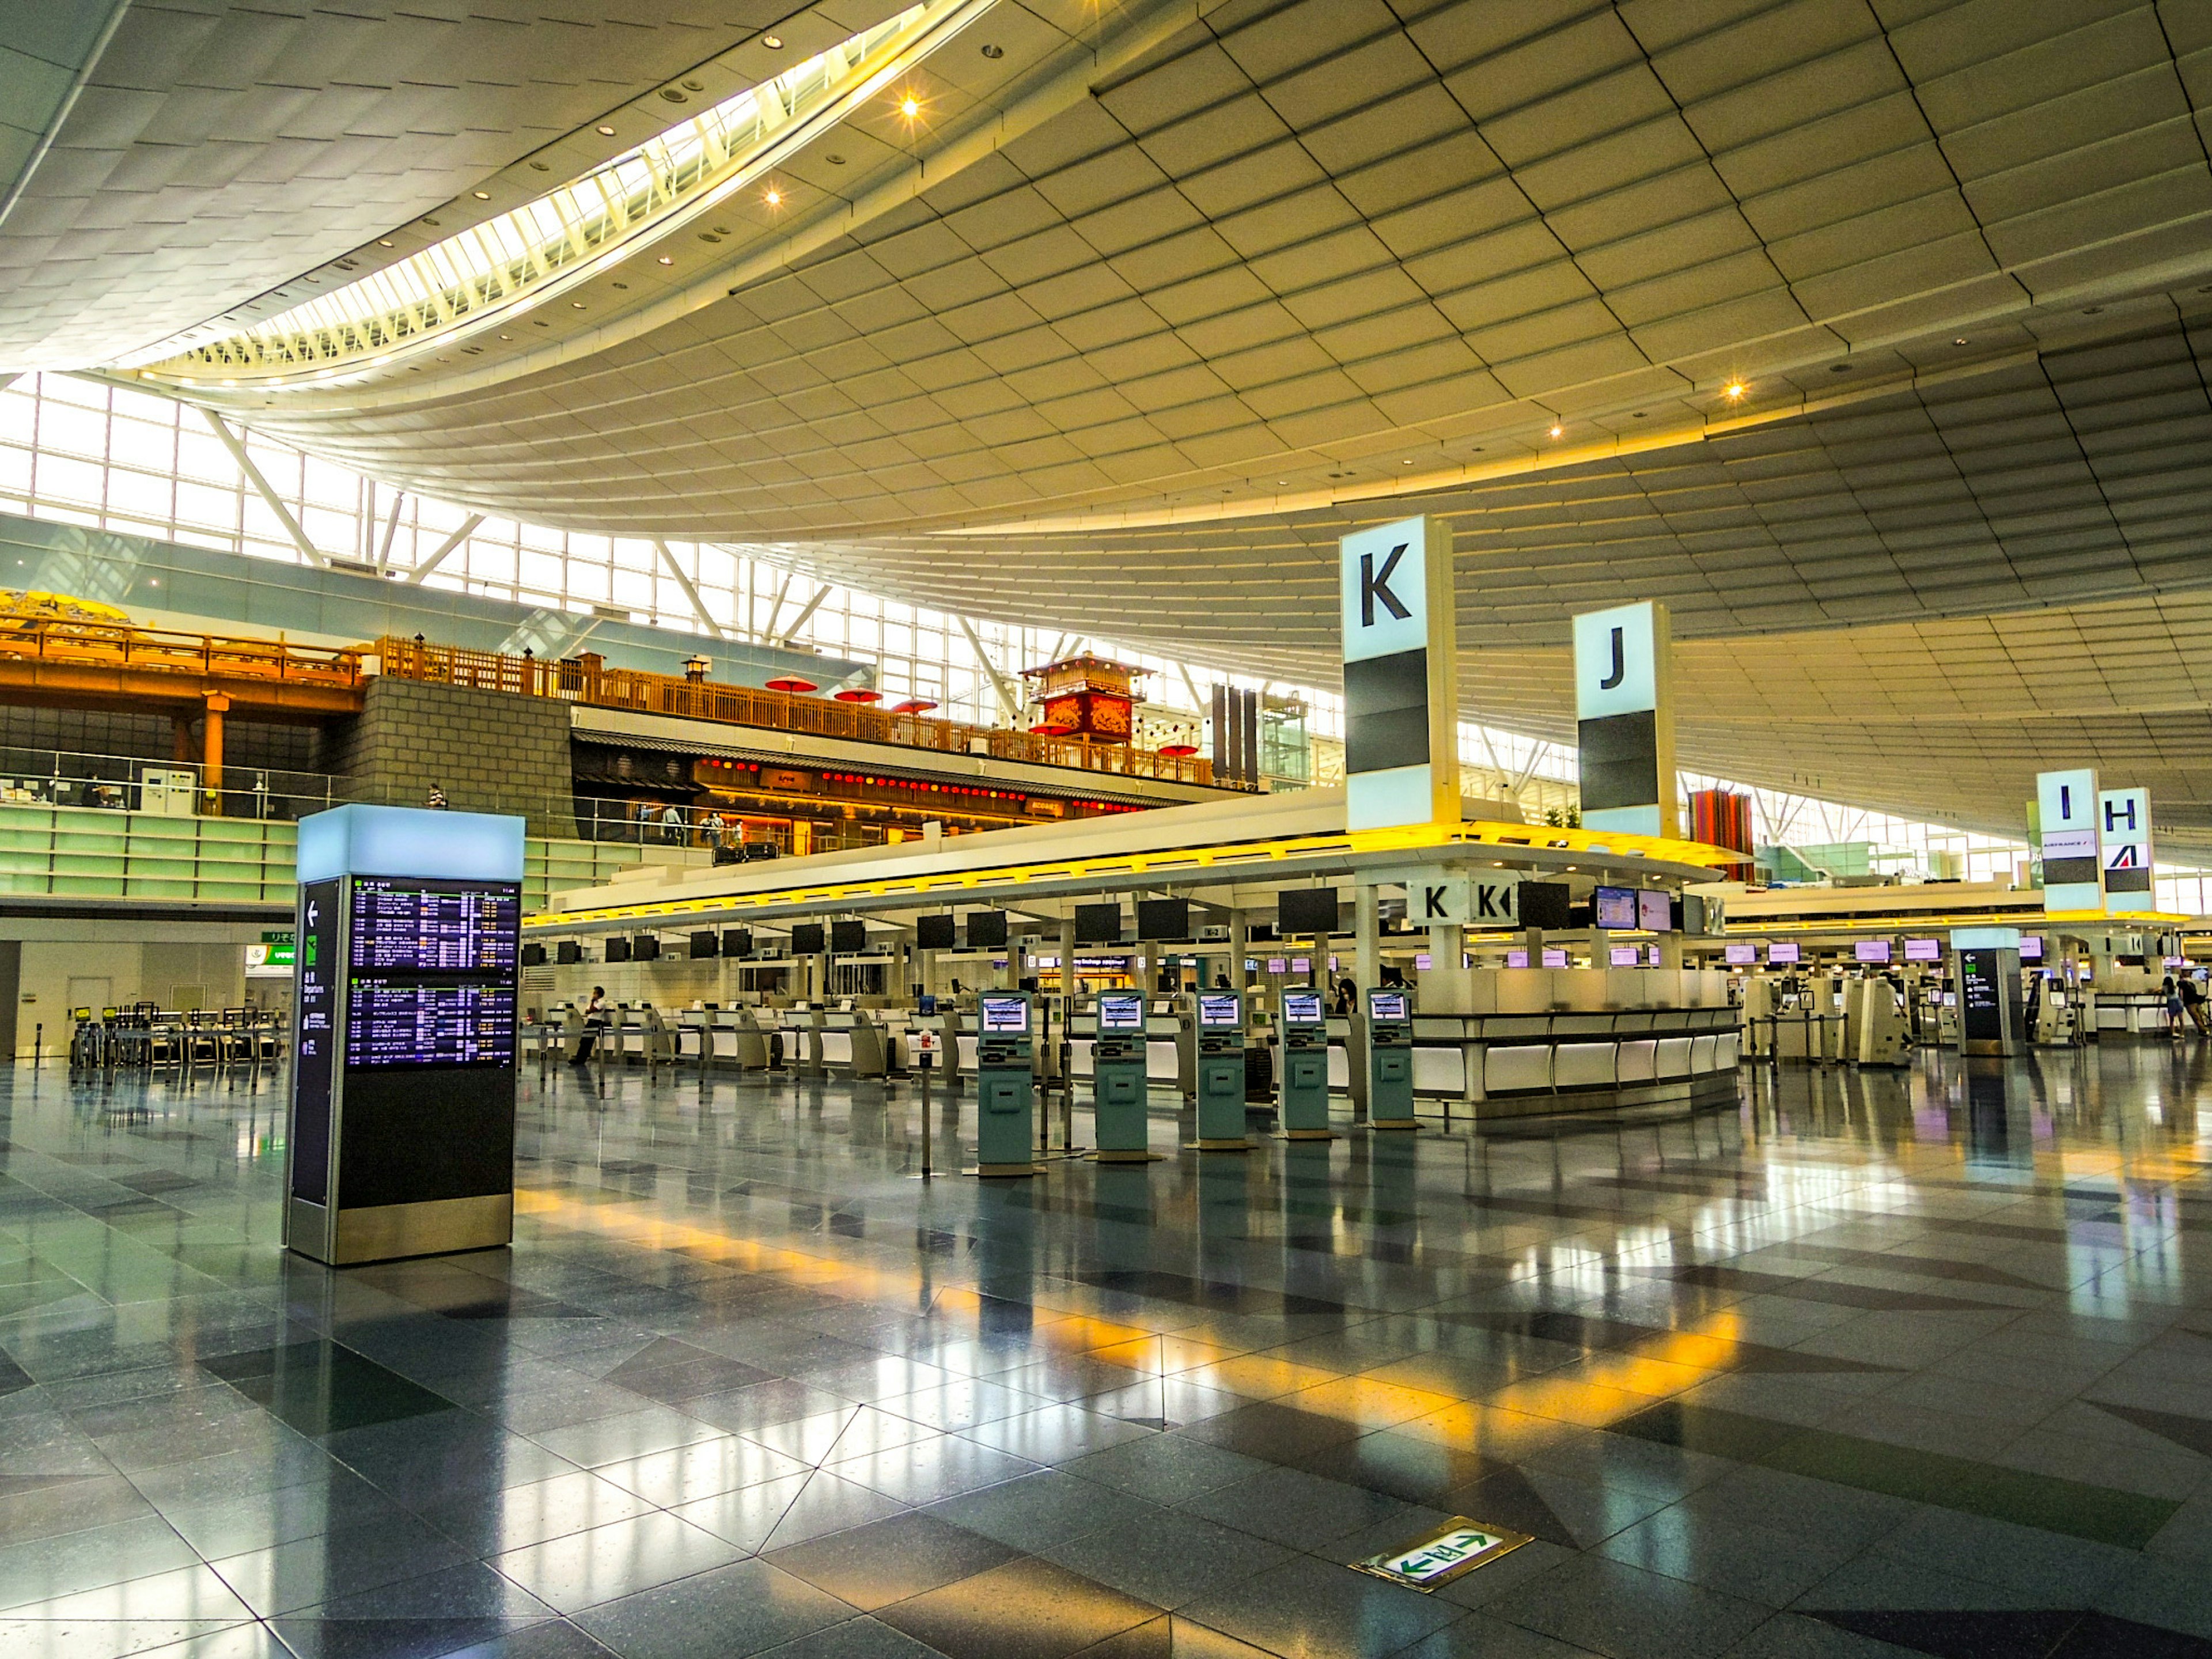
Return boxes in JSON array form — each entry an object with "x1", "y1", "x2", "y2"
[
  {"x1": 833, "y1": 687, "x2": 881, "y2": 703},
  {"x1": 766, "y1": 674, "x2": 818, "y2": 694}
]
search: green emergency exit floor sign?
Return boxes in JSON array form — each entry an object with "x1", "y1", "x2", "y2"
[{"x1": 1351, "y1": 1517, "x2": 1533, "y2": 1590}]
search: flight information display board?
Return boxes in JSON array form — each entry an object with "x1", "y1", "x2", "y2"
[
  {"x1": 349, "y1": 879, "x2": 518, "y2": 974},
  {"x1": 346, "y1": 980, "x2": 517, "y2": 1068},
  {"x1": 290, "y1": 879, "x2": 341, "y2": 1203}
]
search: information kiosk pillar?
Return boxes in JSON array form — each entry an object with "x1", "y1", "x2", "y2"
[
  {"x1": 286, "y1": 805, "x2": 524, "y2": 1266},
  {"x1": 1090, "y1": 991, "x2": 1157, "y2": 1161},
  {"x1": 974, "y1": 990, "x2": 1038, "y2": 1176},
  {"x1": 1192, "y1": 989, "x2": 1249, "y2": 1150},
  {"x1": 1278, "y1": 988, "x2": 1334, "y2": 1138},
  {"x1": 1365, "y1": 988, "x2": 1416, "y2": 1129}
]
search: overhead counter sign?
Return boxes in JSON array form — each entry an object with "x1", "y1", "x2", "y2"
[
  {"x1": 1573, "y1": 600, "x2": 1676, "y2": 839},
  {"x1": 2100, "y1": 786, "x2": 2153, "y2": 913},
  {"x1": 2036, "y1": 768, "x2": 2102, "y2": 912}
]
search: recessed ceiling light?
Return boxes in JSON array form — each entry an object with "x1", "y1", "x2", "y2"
[
  {"x1": 765, "y1": 186, "x2": 782, "y2": 206},
  {"x1": 825, "y1": 153, "x2": 846, "y2": 165},
  {"x1": 1723, "y1": 381, "x2": 1745, "y2": 399},
  {"x1": 900, "y1": 96, "x2": 921, "y2": 118},
  {"x1": 529, "y1": 161, "x2": 550, "y2": 171},
  {"x1": 1400, "y1": 459, "x2": 1414, "y2": 465},
  {"x1": 611, "y1": 281, "x2": 627, "y2": 290},
  {"x1": 660, "y1": 88, "x2": 687, "y2": 103},
  {"x1": 981, "y1": 43, "x2": 1003, "y2": 58},
  {"x1": 421, "y1": 217, "x2": 439, "y2": 226},
  {"x1": 472, "y1": 190, "x2": 490, "y2": 199},
  {"x1": 683, "y1": 79, "x2": 704, "y2": 91},
  {"x1": 762, "y1": 33, "x2": 782, "y2": 48},
  {"x1": 2082, "y1": 305, "x2": 2104, "y2": 315},
  {"x1": 377, "y1": 238, "x2": 393, "y2": 247},
  {"x1": 1549, "y1": 423, "x2": 1562, "y2": 438},
  {"x1": 571, "y1": 300, "x2": 586, "y2": 308},
  {"x1": 657, "y1": 255, "x2": 673, "y2": 264},
  {"x1": 1831, "y1": 363, "x2": 1851, "y2": 373},
  {"x1": 1953, "y1": 336, "x2": 1969, "y2": 346},
  {"x1": 498, "y1": 333, "x2": 512, "y2": 339},
  {"x1": 1632, "y1": 411, "x2": 1646, "y2": 418},
  {"x1": 597, "y1": 124, "x2": 616, "y2": 136}
]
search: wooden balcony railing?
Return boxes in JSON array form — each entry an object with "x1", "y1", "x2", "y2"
[
  {"x1": 372, "y1": 637, "x2": 1236, "y2": 790},
  {"x1": 0, "y1": 620, "x2": 365, "y2": 689}
]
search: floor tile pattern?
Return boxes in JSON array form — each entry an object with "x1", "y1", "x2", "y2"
[{"x1": 4, "y1": 1048, "x2": 2212, "y2": 1657}]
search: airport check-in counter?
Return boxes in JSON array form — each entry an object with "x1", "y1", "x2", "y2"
[
  {"x1": 1327, "y1": 968, "x2": 1741, "y2": 1118},
  {"x1": 819, "y1": 1006, "x2": 888, "y2": 1078}
]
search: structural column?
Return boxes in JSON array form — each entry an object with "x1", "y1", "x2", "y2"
[
  {"x1": 201, "y1": 692, "x2": 229, "y2": 817},
  {"x1": 1229, "y1": 911, "x2": 1249, "y2": 993},
  {"x1": 1355, "y1": 884, "x2": 1380, "y2": 990},
  {"x1": 1059, "y1": 921, "x2": 1076, "y2": 1000}
]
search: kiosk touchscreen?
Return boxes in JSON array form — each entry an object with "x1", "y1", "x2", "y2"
[
  {"x1": 1191, "y1": 990, "x2": 1248, "y2": 1149},
  {"x1": 1089, "y1": 993, "x2": 1157, "y2": 1162},
  {"x1": 1278, "y1": 988, "x2": 1333, "y2": 1138},
  {"x1": 1365, "y1": 987, "x2": 1415, "y2": 1128},
  {"x1": 974, "y1": 991, "x2": 1037, "y2": 1175},
  {"x1": 286, "y1": 805, "x2": 524, "y2": 1266}
]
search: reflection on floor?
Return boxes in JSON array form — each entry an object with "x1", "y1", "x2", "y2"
[{"x1": 5, "y1": 1047, "x2": 2212, "y2": 1658}]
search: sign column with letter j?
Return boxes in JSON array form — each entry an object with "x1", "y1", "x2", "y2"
[
  {"x1": 1573, "y1": 601, "x2": 1676, "y2": 839},
  {"x1": 1341, "y1": 516, "x2": 1459, "y2": 831},
  {"x1": 286, "y1": 804, "x2": 525, "y2": 1266}
]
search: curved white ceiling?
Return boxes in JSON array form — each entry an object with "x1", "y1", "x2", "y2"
[{"x1": 28, "y1": 0, "x2": 2212, "y2": 856}]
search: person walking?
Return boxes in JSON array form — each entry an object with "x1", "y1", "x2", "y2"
[
  {"x1": 572, "y1": 987, "x2": 608, "y2": 1067},
  {"x1": 661, "y1": 802, "x2": 685, "y2": 845},
  {"x1": 703, "y1": 810, "x2": 727, "y2": 853},
  {"x1": 2184, "y1": 972, "x2": 2209, "y2": 1037},
  {"x1": 2164, "y1": 972, "x2": 2184, "y2": 1039}
]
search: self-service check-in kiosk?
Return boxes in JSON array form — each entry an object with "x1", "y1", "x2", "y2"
[
  {"x1": 1365, "y1": 987, "x2": 1416, "y2": 1128},
  {"x1": 1278, "y1": 988, "x2": 1334, "y2": 1139},
  {"x1": 1090, "y1": 991, "x2": 1158, "y2": 1162},
  {"x1": 974, "y1": 990, "x2": 1038, "y2": 1176},
  {"x1": 1191, "y1": 989, "x2": 1249, "y2": 1150},
  {"x1": 285, "y1": 805, "x2": 523, "y2": 1265}
]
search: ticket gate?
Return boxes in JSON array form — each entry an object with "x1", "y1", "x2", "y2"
[
  {"x1": 1089, "y1": 991, "x2": 1158, "y2": 1162},
  {"x1": 1191, "y1": 989, "x2": 1249, "y2": 1150},
  {"x1": 974, "y1": 990, "x2": 1038, "y2": 1176},
  {"x1": 1364, "y1": 987, "x2": 1415, "y2": 1128},
  {"x1": 1277, "y1": 987, "x2": 1334, "y2": 1138}
]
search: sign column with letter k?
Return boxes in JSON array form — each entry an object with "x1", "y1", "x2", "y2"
[{"x1": 1340, "y1": 515, "x2": 1459, "y2": 831}]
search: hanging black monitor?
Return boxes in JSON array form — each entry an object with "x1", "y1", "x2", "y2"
[
  {"x1": 965, "y1": 910, "x2": 1008, "y2": 949},
  {"x1": 604, "y1": 937, "x2": 631, "y2": 963},
  {"x1": 789, "y1": 923, "x2": 825, "y2": 955},
  {"x1": 1278, "y1": 888, "x2": 1340, "y2": 935},
  {"x1": 521, "y1": 942, "x2": 547, "y2": 967},
  {"x1": 556, "y1": 940, "x2": 583, "y2": 964},
  {"x1": 689, "y1": 933, "x2": 718, "y2": 959},
  {"x1": 1137, "y1": 898, "x2": 1189, "y2": 941},
  {"x1": 831, "y1": 919, "x2": 867, "y2": 953},
  {"x1": 721, "y1": 929, "x2": 752, "y2": 957},
  {"x1": 1074, "y1": 903, "x2": 1122, "y2": 944},
  {"x1": 1518, "y1": 881, "x2": 1571, "y2": 930},
  {"x1": 915, "y1": 914, "x2": 956, "y2": 950},
  {"x1": 632, "y1": 934, "x2": 661, "y2": 961}
]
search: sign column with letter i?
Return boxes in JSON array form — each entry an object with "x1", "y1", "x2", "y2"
[
  {"x1": 2036, "y1": 769, "x2": 2103, "y2": 912},
  {"x1": 1573, "y1": 601, "x2": 1676, "y2": 839},
  {"x1": 1340, "y1": 516, "x2": 1459, "y2": 831},
  {"x1": 2100, "y1": 787, "x2": 2153, "y2": 914},
  {"x1": 285, "y1": 804, "x2": 525, "y2": 1266}
]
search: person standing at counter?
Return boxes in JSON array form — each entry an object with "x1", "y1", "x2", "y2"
[{"x1": 572, "y1": 987, "x2": 609, "y2": 1067}]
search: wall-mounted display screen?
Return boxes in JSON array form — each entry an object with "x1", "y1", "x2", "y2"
[
  {"x1": 1368, "y1": 990, "x2": 1408, "y2": 1021},
  {"x1": 1282, "y1": 991, "x2": 1324, "y2": 1024},
  {"x1": 1725, "y1": 942, "x2": 1756, "y2": 965},
  {"x1": 1609, "y1": 945, "x2": 1639, "y2": 966},
  {"x1": 1593, "y1": 887, "x2": 1638, "y2": 930},
  {"x1": 979, "y1": 994, "x2": 1029, "y2": 1034},
  {"x1": 1505, "y1": 949, "x2": 1529, "y2": 968},
  {"x1": 1198, "y1": 993, "x2": 1242, "y2": 1028},
  {"x1": 349, "y1": 879, "x2": 518, "y2": 973},
  {"x1": 1646, "y1": 944, "x2": 1662, "y2": 965},
  {"x1": 2020, "y1": 935, "x2": 2044, "y2": 961},
  {"x1": 1904, "y1": 937, "x2": 1942, "y2": 962},
  {"x1": 1768, "y1": 941, "x2": 1801, "y2": 964},
  {"x1": 1855, "y1": 940, "x2": 1892, "y2": 964},
  {"x1": 1637, "y1": 889, "x2": 1673, "y2": 932},
  {"x1": 1541, "y1": 947, "x2": 1568, "y2": 968},
  {"x1": 1096, "y1": 993, "x2": 1144, "y2": 1032},
  {"x1": 1278, "y1": 888, "x2": 1340, "y2": 935},
  {"x1": 346, "y1": 980, "x2": 516, "y2": 1068}
]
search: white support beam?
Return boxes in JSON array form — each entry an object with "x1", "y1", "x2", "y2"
[
  {"x1": 373, "y1": 490, "x2": 404, "y2": 574},
  {"x1": 199, "y1": 408, "x2": 327, "y2": 569},
  {"x1": 779, "y1": 582, "x2": 831, "y2": 644},
  {"x1": 404, "y1": 513, "x2": 485, "y2": 584},
  {"x1": 759, "y1": 570, "x2": 794, "y2": 639},
  {"x1": 652, "y1": 539, "x2": 726, "y2": 639},
  {"x1": 959, "y1": 615, "x2": 1023, "y2": 725},
  {"x1": 1177, "y1": 662, "x2": 1205, "y2": 710}
]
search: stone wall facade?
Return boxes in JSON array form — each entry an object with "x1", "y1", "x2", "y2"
[{"x1": 322, "y1": 676, "x2": 574, "y2": 836}]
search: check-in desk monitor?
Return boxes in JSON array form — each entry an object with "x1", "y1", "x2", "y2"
[
  {"x1": 1192, "y1": 990, "x2": 1247, "y2": 1147},
  {"x1": 287, "y1": 806, "x2": 523, "y2": 1266},
  {"x1": 974, "y1": 992, "x2": 1036, "y2": 1172},
  {"x1": 1365, "y1": 987, "x2": 1415, "y2": 1126},
  {"x1": 1278, "y1": 988, "x2": 1331, "y2": 1137}
]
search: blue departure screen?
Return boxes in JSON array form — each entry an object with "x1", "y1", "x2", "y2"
[{"x1": 344, "y1": 877, "x2": 520, "y2": 1070}]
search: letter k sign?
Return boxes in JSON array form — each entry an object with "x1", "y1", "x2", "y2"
[{"x1": 1361, "y1": 545, "x2": 1410, "y2": 627}]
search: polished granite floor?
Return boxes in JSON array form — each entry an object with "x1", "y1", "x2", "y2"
[{"x1": 7, "y1": 1045, "x2": 2212, "y2": 1659}]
